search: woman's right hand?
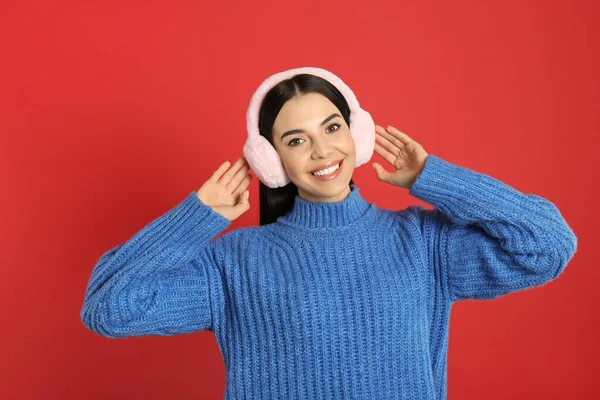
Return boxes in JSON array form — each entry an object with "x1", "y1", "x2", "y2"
[{"x1": 196, "y1": 156, "x2": 253, "y2": 222}]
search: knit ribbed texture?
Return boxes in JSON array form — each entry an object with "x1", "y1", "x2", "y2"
[{"x1": 80, "y1": 154, "x2": 577, "y2": 399}]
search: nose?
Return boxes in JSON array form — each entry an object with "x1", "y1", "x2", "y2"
[{"x1": 311, "y1": 135, "x2": 334, "y2": 159}]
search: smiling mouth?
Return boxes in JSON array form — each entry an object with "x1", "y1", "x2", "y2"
[{"x1": 310, "y1": 159, "x2": 343, "y2": 176}]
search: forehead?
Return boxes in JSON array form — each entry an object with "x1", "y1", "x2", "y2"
[{"x1": 273, "y1": 93, "x2": 339, "y2": 130}]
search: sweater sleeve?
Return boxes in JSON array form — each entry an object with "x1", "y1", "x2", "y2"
[
  {"x1": 80, "y1": 191, "x2": 231, "y2": 338},
  {"x1": 407, "y1": 154, "x2": 578, "y2": 302}
]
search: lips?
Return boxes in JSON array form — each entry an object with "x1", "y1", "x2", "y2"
[{"x1": 310, "y1": 159, "x2": 343, "y2": 174}]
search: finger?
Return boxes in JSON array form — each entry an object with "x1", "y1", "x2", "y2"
[
  {"x1": 218, "y1": 156, "x2": 246, "y2": 185},
  {"x1": 375, "y1": 129, "x2": 401, "y2": 156},
  {"x1": 376, "y1": 125, "x2": 406, "y2": 149},
  {"x1": 232, "y1": 172, "x2": 252, "y2": 198},
  {"x1": 226, "y1": 163, "x2": 250, "y2": 190},
  {"x1": 386, "y1": 125, "x2": 413, "y2": 145},
  {"x1": 211, "y1": 160, "x2": 231, "y2": 181},
  {"x1": 374, "y1": 142, "x2": 398, "y2": 167},
  {"x1": 372, "y1": 162, "x2": 390, "y2": 183},
  {"x1": 375, "y1": 123, "x2": 386, "y2": 133},
  {"x1": 235, "y1": 188, "x2": 250, "y2": 211}
]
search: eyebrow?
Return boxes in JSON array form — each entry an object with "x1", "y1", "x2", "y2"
[{"x1": 280, "y1": 113, "x2": 342, "y2": 142}]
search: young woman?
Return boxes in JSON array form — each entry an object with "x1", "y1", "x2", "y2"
[{"x1": 80, "y1": 67, "x2": 577, "y2": 399}]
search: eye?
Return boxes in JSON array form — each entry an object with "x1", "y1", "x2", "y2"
[
  {"x1": 288, "y1": 138, "x2": 304, "y2": 147},
  {"x1": 326, "y1": 123, "x2": 341, "y2": 133},
  {"x1": 287, "y1": 123, "x2": 341, "y2": 147}
]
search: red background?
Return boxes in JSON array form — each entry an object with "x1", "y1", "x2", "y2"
[{"x1": 1, "y1": 0, "x2": 597, "y2": 398}]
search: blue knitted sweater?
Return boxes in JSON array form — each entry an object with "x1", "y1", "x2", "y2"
[{"x1": 80, "y1": 154, "x2": 577, "y2": 399}]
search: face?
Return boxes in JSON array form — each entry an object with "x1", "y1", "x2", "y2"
[{"x1": 272, "y1": 92, "x2": 356, "y2": 203}]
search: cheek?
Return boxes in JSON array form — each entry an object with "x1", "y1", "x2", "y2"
[
  {"x1": 280, "y1": 151, "x2": 303, "y2": 174},
  {"x1": 342, "y1": 132, "x2": 356, "y2": 153}
]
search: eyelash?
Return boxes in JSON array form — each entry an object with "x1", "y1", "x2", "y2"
[{"x1": 287, "y1": 123, "x2": 341, "y2": 147}]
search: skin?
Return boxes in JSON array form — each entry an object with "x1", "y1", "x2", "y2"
[
  {"x1": 196, "y1": 157, "x2": 252, "y2": 221},
  {"x1": 372, "y1": 124, "x2": 429, "y2": 190}
]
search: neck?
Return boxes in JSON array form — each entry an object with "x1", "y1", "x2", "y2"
[{"x1": 298, "y1": 184, "x2": 352, "y2": 204}]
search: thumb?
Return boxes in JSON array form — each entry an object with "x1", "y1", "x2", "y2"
[
  {"x1": 372, "y1": 163, "x2": 389, "y2": 183},
  {"x1": 236, "y1": 190, "x2": 250, "y2": 210}
]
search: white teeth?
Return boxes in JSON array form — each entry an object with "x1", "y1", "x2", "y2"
[{"x1": 312, "y1": 162, "x2": 340, "y2": 176}]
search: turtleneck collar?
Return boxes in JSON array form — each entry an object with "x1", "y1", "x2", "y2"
[{"x1": 276, "y1": 184, "x2": 372, "y2": 229}]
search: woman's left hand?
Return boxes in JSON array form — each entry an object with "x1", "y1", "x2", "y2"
[{"x1": 372, "y1": 124, "x2": 429, "y2": 190}]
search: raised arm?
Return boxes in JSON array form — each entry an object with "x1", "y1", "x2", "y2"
[
  {"x1": 81, "y1": 156, "x2": 254, "y2": 337},
  {"x1": 407, "y1": 154, "x2": 578, "y2": 302},
  {"x1": 80, "y1": 192, "x2": 231, "y2": 337}
]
